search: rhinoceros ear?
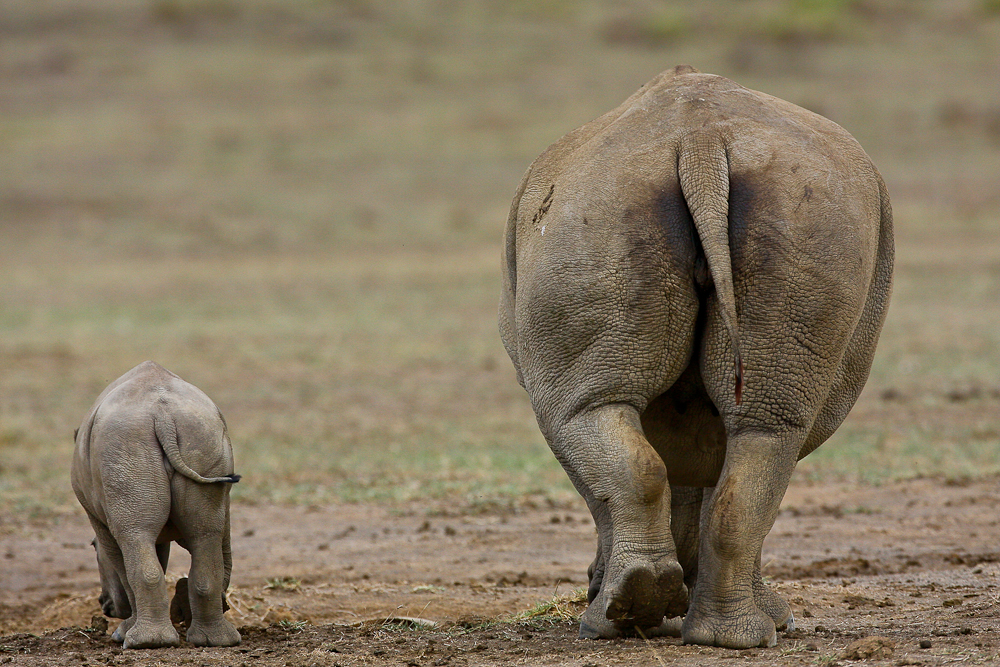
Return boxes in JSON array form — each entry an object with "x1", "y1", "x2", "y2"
[{"x1": 74, "y1": 428, "x2": 79, "y2": 441}]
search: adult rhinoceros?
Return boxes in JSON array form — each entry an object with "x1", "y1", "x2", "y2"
[{"x1": 499, "y1": 65, "x2": 893, "y2": 649}]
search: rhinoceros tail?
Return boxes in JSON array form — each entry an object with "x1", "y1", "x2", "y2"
[
  {"x1": 678, "y1": 131, "x2": 744, "y2": 405},
  {"x1": 154, "y1": 416, "x2": 241, "y2": 484}
]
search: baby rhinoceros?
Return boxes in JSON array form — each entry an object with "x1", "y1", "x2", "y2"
[{"x1": 72, "y1": 361, "x2": 242, "y2": 649}]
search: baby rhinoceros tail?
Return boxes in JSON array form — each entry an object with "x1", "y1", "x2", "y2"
[{"x1": 153, "y1": 415, "x2": 240, "y2": 484}]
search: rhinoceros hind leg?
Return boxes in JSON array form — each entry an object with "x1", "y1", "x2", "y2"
[
  {"x1": 754, "y1": 564, "x2": 794, "y2": 631},
  {"x1": 115, "y1": 533, "x2": 178, "y2": 649},
  {"x1": 183, "y1": 532, "x2": 241, "y2": 647},
  {"x1": 681, "y1": 428, "x2": 801, "y2": 649},
  {"x1": 604, "y1": 560, "x2": 686, "y2": 630},
  {"x1": 558, "y1": 404, "x2": 687, "y2": 639},
  {"x1": 683, "y1": 605, "x2": 777, "y2": 649},
  {"x1": 645, "y1": 616, "x2": 683, "y2": 638},
  {"x1": 121, "y1": 620, "x2": 180, "y2": 649},
  {"x1": 586, "y1": 538, "x2": 604, "y2": 603}
]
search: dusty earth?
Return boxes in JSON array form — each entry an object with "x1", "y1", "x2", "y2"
[{"x1": 3, "y1": 477, "x2": 1000, "y2": 666}]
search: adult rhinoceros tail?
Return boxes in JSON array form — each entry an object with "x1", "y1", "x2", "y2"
[
  {"x1": 678, "y1": 131, "x2": 744, "y2": 405},
  {"x1": 154, "y1": 415, "x2": 241, "y2": 484}
]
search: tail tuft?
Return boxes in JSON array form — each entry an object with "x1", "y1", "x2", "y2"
[{"x1": 155, "y1": 416, "x2": 243, "y2": 485}]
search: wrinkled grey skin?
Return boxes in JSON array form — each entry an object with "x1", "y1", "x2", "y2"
[
  {"x1": 499, "y1": 66, "x2": 893, "y2": 649},
  {"x1": 72, "y1": 361, "x2": 242, "y2": 649}
]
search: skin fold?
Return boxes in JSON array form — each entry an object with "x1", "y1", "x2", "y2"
[
  {"x1": 71, "y1": 361, "x2": 242, "y2": 649},
  {"x1": 499, "y1": 65, "x2": 893, "y2": 649}
]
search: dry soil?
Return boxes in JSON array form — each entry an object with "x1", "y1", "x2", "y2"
[{"x1": 3, "y1": 476, "x2": 1000, "y2": 666}]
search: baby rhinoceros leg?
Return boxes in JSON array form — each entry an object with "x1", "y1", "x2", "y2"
[
  {"x1": 113, "y1": 532, "x2": 180, "y2": 649},
  {"x1": 183, "y1": 537, "x2": 240, "y2": 647},
  {"x1": 175, "y1": 485, "x2": 240, "y2": 647}
]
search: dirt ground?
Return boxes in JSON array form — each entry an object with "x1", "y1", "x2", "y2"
[{"x1": 3, "y1": 477, "x2": 1000, "y2": 666}]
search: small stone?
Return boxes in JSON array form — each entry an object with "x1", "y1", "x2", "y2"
[{"x1": 919, "y1": 639, "x2": 932, "y2": 649}]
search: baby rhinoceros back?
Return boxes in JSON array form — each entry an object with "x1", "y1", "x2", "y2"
[{"x1": 71, "y1": 361, "x2": 242, "y2": 649}]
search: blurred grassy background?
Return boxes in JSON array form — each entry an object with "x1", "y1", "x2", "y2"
[{"x1": 1, "y1": 0, "x2": 999, "y2": 517}]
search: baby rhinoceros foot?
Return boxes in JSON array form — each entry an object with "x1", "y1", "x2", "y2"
[
  {"x1": 186, "y1": 618, "x2": 241, "y2": 647},
  {"x1": 579, "y1": 559, "x2": 686, "y2": 639},
  {"x1": 121, "y1": 620, "x2": 180, "y2": 649}
]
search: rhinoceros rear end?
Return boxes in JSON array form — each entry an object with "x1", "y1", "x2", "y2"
[{"x1": 498, "y1": 65, "x2": 892, "y2": 648}]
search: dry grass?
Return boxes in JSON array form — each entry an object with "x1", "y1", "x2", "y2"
[
  {"x1": 509, "y1": 589, "x2": 589, "y2": 625},
  {"x1": 1, "y1": 0, "x2": 999, "y2": 516}
]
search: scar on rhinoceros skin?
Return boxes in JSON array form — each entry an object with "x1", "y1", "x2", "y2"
[
  {"x1": 735, "y1": 358, "x2": 744, "y2": 406},
  {"x1": 531, "y1": 184, "x2": 555, "y2": 228}
]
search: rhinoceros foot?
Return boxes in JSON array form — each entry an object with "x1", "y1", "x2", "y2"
[{"x1": 579, "y1": 558, "x2": 686, "y2": 639}]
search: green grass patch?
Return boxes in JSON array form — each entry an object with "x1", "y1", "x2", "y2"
[
  {"x1": 798, "y1": 423, "x2": 1000, "y2": 485},
  {"x1": 264, "y1": 577, "x2": 302, "y2": 592}
]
